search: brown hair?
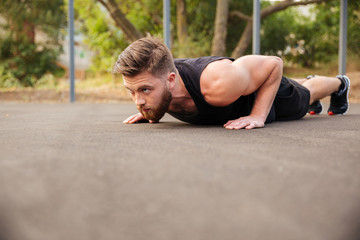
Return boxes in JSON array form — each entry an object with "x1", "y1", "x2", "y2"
[{"x1": 113, "y1": 35, "x2": 176, "y2": 78}]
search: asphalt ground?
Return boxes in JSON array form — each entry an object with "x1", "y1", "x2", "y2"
[{"x1": 0, "y1": 102, "x2": 360, "y2": 240}]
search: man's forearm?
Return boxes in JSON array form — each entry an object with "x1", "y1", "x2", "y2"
[{"x1": 249, "y1": 58, "x2": 282, "y2": 122}]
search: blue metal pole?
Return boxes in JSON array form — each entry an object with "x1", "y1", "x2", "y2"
[
  {"x1": 68, "y1": 0, "x2": 75, "y2": 102},
  {"x1": 252, "y1": 0, "x2": 260, "y2": 55},
  {"x1": 163, "y1": 0, "x2": 171, "y2": 49},
  {"x1": 339, "y1": 0, "x2": 347, "y2": 75}
]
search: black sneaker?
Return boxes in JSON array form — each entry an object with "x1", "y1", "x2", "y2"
[
  {"x1": 308, "y1": 100, "x2": 322, "y2": 115},
  {"x1": 328, "y1": 75, "x2": 350, "y2": 115}
]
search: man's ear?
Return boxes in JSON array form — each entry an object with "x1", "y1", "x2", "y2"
[{"x1": 167, "y1": 72, "x2": 176, "y2": 88}]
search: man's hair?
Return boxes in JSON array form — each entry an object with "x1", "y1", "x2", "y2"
[{"x1": 113, "y1": 35, "x2": 176, "y2": 78}]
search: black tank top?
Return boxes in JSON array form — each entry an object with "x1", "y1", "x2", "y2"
[{"x1": 170, "y1": 56, "x2": 258, "y2": 125}]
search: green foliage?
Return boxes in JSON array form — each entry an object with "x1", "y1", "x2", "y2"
[
  {"x1": 172, "y1": 33, "x2": 213, "y2": 58},
  {"x1": 261, "y1": 7, "x2": 299, "y2": 57},
  {"x1": 226, "y1": 0, "x2": 253, "y2": 56},
  {"x1": 0, "y1": 39, "x2": 64, "y2": 87},
  {"x1": 124, "y1": 0, "x2": 163, "y2": 34},
  {"x1": 0, "y1": 0, "x2": 66, "y2": 87},
  {"x1": 74, "y1": 0, "x2": 125, "y2": 72},
  {"x1": 75, "y1": 0, "x2": 360, "y2": 71},
  {"x1": 0, "y1": 65, "x2": 21, "y2": 88},
  {"x1": 33, "y1": 74, "x2": 60, "y2": 89},
  {"x1": 348, "y1": 0, "x2": 360, "y2": 54},
  {"x1": 74, "y1": 0, "x2": 165, "y2": 72},
  {"x1": 290, "y1": 2, "x2": 339, "y2": 67},
  {"x1": 281, "y1": 0, "x2": 360, "y2": 67},
  {"x1": 172, "y1": 0, "x2": 217, "y2": 57}
]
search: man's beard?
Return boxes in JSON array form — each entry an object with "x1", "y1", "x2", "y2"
[{"x1": 137, "y1": 88, "x2": 172, "y2": 122}]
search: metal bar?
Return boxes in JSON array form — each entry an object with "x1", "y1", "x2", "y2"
[
  {"x1": 69, "y1": 0, "x2": 75, "y2": 102},
  {"x1": 339, "y1": 0, "x2": 347, "y2": 75},
  {"x1": 163, "y1": 0, "x2": 171, "y2": 49},
  {"x1": 252, "y1": 0, "x2": 260, "y2": 54}
]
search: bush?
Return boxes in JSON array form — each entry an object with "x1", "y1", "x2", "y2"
[
  {"x1": 0, "y1": 65, "x2": 21, "y2": 88},
  {"x1": 0, "y1": 38, "x2": 64, "y2": 87}
]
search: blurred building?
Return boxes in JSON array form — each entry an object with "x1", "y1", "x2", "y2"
[{"x1": 57, "y1": 35, "x2": 93, "y2": 80}]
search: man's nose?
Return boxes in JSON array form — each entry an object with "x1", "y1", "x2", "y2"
[{"x1": 134, "y1": 93, "x2": 146, "y2": 106}]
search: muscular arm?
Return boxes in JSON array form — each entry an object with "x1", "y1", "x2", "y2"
[{"x1": 200, "y1": 55, "x2": 283, "y2": 129}]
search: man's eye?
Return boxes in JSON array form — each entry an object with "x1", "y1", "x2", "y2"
[{"x1": 142, "y1": 89, "x2": 150, "y2": 93}]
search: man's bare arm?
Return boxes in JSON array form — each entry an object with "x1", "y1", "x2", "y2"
[{"x1": 200, "y1": 55, "x2": 283, "y2": 129}]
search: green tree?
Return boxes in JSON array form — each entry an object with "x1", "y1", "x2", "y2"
[
  {"x1": 0, "y1": 0, "x2": 66, "y2": 87},
  {"x1": 283, "y1": 0, "x2": 360, "y2": 67},
  {"x1": 347, "y1": 0, "x2": 360, "y2": 55},
  {"x1": 79, "y1": 0, "x2": 357, "y2": 71},
  {"x1": 173, "y1": 0, "x2": 217, "y2": 57},
  {"x1": 75, "y1": 0, "x2": 164, "y2": 71},
  {"x1": 74, "y1": 0, "x2": 128, "y2": 72},
  {"x1": 261, "y1": 6, "x2": 299, "y2": 57}
]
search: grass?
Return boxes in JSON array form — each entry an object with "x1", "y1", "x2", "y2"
[
  {"x1": 0, "y1": 71, "x2": 130, "y2": 103},
  {"x1": 34, "y1": 72, "x2": 124, "y2": 91},
  {"x1": 284, "y1": 54, "x2": 360, "y2": 78}
]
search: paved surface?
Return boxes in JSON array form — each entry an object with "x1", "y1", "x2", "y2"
[{"x1": 0, "y1": 102, "x2": 360, "y2": 240}]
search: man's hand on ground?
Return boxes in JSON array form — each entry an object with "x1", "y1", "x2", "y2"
[
  {"x1": 224, "y1": 116, "x2": 265, "y2": 130},
  {"x1": 123, "y1": 113, "x2": 159, "y2": 124},
  {"x1": 123, "y1": 113, "x2": 146, "y2": 124}
]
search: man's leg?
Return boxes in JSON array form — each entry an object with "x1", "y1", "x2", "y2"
[
  {"x1": 295, "y1": 75, "x2": 350, "y2": 115},
  {"x1": 291, "y1": 78, "x2": 308, "y2": 85},
  {"x1": 301, "y1": 76, "x2": 341, "y2": 104},
  {"x1": 293, "y1": 77, "x2": 322, "y2": 114}
]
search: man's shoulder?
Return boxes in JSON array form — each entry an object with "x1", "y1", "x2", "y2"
[
  {"x1": 175, "y1": 56, "x2": 233, "y2": 65},
  {"x1": 175, "y1": 56, "x2": 234, "y2": 76},
  {"x1": 200, "y1": 58, "x2": 251, "y2": 107}
]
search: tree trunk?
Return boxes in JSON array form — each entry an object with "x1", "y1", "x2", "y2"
[
  {"x1": 97, "y1": 0, "x2": 143, "y2": 42},
  {"x1": 260, "y1": 0, "x2": 328, "y2": 19},
  {"x1": 9, "y1": 19, "x2": 35, "y2": 44},
  {"x1": 211, "y1": 0, "x2": 230, "y2": 56},
  {"x1": 176, "y1": 0, "x2": 188, "y2": 49},
  {"x1": 230, "y1": 22, "x2": 252, "y2": 58},
  {"x1": 22, "y1": 21, "x2": 35, "y2": 43}
]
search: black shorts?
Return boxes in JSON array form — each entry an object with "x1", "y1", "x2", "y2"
[{"x1": 267, "y1": 76, "x2": 310, "y2": 122}]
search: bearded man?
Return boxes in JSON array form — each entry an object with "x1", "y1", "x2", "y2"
[{"x1": 114, "y1": 36, "x2": 350, "y2": 130}]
